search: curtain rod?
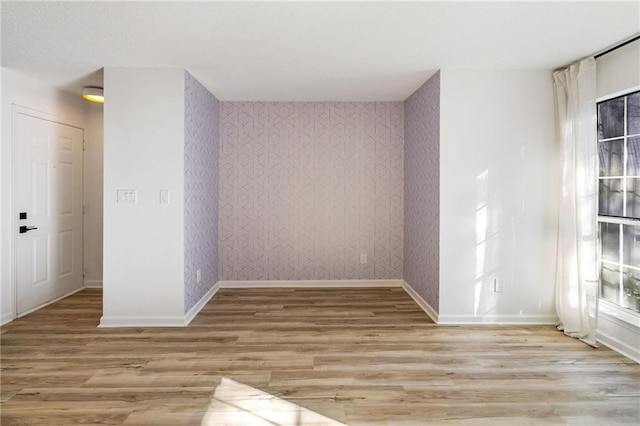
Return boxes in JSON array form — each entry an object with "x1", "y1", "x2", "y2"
[{"x1": 594, "y1": 34, "x2": 640, "y2": 59}]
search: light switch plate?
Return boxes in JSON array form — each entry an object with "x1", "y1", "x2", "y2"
[
  {"x1": 117, "y1": 189, "x2": 137, "y2": 204},
  {"x1": 160, "y1": 190, "x2": 170, "y2": 205}
]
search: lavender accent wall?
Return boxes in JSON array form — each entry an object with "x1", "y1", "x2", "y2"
[
  {"x1": 219, "y1": 102, "x2": 404, "y2": 281},
  {"x1": 403, "y1": 71, "x2": 440, "y2": 312},
  {"x1": 184, "y1": 72, "x2": 219, "y2": 313}
]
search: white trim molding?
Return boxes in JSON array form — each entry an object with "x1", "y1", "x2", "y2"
[
  {"x1": 2, "y1": 286, "x2": 86, "y2": 326},
  {"x1": 84, "y1": 280, "x2": 103, "y2": 288},
  {"x1": 400, "y1": 281, "x2": 438, "y2": 323},
  {"x1": 597, "y1": 300, "x2": 640, "y2": 364},
  {"x1": 184, "y1": 283, "x2": 220, "y2": 326},
  {"x1": 98, "y1": 280, "x2": 404, "y2": 327},
  {"x1": 98, "y1": 316, "x2": 186, "y2": 328},
  {"x1": 218, "y1": 280, "x2": 441, "y2": 323},
  {"x1": 17, "y1": 286, "x2": 86, "y2": 319},
  {"x1": 1, "y1": 313, "x2": 14, "y2": 327},
  {"x1": 596, "y1": 85, "x2": 640, "y2": 103},
  {"x1": 218, "y1": 279, "x2": 404, "y2": 289},
  {"x1": 17, "y1": 287, "x2": 86, "y2": 317},
  {"x1": 398, "y1": 281, "x2": 558, "y2": 326},
  {"x1": 99, "y1": 283, "x2": 221, "y2": 328},
  {"x1": 437, "y1": 314, "x2": 559, "y2": 325}
]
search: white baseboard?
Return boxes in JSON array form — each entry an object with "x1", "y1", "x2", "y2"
[
  {"x1": 84, "y1": 280, "x2": 103, "y2": 288},
  {"x1": 1, "y1": 286, "x2": 87, "y2": 326},
  {"x1": 400, "y1": 281, "x2": 439, "y2": 323},
  {"x1": 99, "y1": 316, "x2": 186, "y2": 328},
  {"x1": 101, "y1": 280, "x2": 403, "y2": 327},
  {"x1": 100, "y1": 283, "x2": 221, "y2": 328},
  {"x1": 184, "y1": 283, "x2": 220, "y2": 326},
  {"x1": 1, "y1": 313, "x2": 14, "y2": 327},
  {"x1": 17, "y1": 286, "x2": 86, "y2": 319},
  {"x1": 9, "y1": 280, "x2": 405, "y2": 327},
  {"x1": 437, "y1": 314, "x2": 559, "y2": 325},
  {"x1": 218, "y1": 279, "x2": 403, "y2": 288},
  {"x1": 597, "y1": 331, "x2": 640, "y2": 364},
  {"x1": 597, "y1": 302, "x2": 640, "y2": 363}
]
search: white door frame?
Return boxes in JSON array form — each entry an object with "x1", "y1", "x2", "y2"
[{"x1": 10, "y1": 104, "x2": 85, "y2": 319}]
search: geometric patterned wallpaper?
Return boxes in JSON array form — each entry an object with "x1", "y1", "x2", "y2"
[
  {"x1": 184, "y1": 72, "x2": 220, "y2": 313},
  {"x1": 403, "y1": 71, "x2": 440, "y2": 312},
  {"x1": 219, "y1": 102, "x2": 404, "y2": 280}
]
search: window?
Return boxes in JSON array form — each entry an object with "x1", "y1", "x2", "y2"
[{"x1": 597, "y1": 90, "x2": 640, "y2": 314}]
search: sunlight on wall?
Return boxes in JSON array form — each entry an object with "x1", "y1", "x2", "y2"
[
  {"x1": 475, "y1": 170, "x2": 489, "y2": 317},
  {"x1": 202, "y1": 377, "x2": 347, "y2": 425},
  {"x1": 475, "y1": 207, "x2": 488, "y2": 279},
  {"x1": 473, "y1": 170, "x2": 501, "y2": 319}
]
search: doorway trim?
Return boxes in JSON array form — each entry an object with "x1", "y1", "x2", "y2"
[{"x1": 9, "y1": 104, "x2": 85, "y2": 322}]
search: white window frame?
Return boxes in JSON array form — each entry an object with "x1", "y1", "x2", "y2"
[{"x1": 597, "y1": 86, "x2": 640, "y2": 321}]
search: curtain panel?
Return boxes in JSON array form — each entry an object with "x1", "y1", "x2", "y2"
[{"x1": 553, "y1": 57, "x2": 599, "y2": 346}]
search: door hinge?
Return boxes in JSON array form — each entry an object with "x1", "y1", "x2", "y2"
[
  {"x1": 83, "y1": 140, "x2": 87, "y2": 151},
  {"x1": 82, "y1": 205, "x2": 87, "y2": 215}
]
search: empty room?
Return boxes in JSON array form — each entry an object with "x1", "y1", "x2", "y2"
[{"x1": 1, "y1": 1, "x2": 639, "y2": 425}]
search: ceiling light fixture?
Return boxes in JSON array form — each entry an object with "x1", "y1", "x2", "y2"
[{"x1": 82, "y1": 87, "x2": 104, "y2": 103}]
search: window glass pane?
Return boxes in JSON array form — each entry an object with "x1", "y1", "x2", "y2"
[
  {"x1": 600, "y1": 222, "x2": 620, "y2": 262},
  {"x1": 598, "y1": 98, "x2": 625, "y2": 139},
  {"x1": 628, "y1": 137, "x2": 640, "y2": 176},
  {"x1": 622, "y1": 267, "x2": 640, "y2": 313},
  {"x1": 601, "y1": 262, "x2": 620, "y2": 303},
  {"x1": 623, "y1": 224, "x2": 640, "y2": 267},
  {"x1": 599, "y1": 178, "x2": 624, "y2": 216},
  {"x1": 628, "y1": 92, "x2": 640, "y2": 136},
  {"x1": 626, "y1": 178, "x2": 640, "y2": 219},
  {"x1": 598, "y1": 140, "x2": 624, "y2": 176}
]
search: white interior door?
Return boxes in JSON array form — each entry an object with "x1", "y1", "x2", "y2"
[{"x1": 15, "y1": 112, "x2": 84, "y2": 315}]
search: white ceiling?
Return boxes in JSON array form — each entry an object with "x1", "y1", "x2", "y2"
[{"x1": 2, "y1": 1, "x2": 639, "y2": 101}]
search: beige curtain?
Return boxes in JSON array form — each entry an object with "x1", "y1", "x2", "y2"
[{"x1": 553, "y1": 57, "x2": 599, "y2": 347}]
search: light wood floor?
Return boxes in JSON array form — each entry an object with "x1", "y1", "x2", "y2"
[{"x1": 1, "y1": 288, "x2": 638, "y2": 425}]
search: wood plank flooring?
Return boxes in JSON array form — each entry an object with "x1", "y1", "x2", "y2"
[{"x1": 1, "y1": 287, "x2": 639, "y2": 425}]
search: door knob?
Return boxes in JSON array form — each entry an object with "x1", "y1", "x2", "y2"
[{"x1": 19, "y1": 226, "x2": 38, "y2": 234}]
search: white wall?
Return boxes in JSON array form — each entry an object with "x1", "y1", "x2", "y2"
[
  {"x1": 101, "y1": 68, "x2": 185, "y2": 326},
  {"x1": 595, "y1": 39, "x2": 640, "y2": 363},
  {"x1": 1, "y1": 68, "x2": 86, "y2": 325},
  {"x1": 84, "y1": 102, "x2": 103, "y2": 287},
  {"x1": 438, "y1": 69, "x2": 558, "y2": 323}
]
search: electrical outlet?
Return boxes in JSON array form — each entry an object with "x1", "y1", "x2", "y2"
[
  {"x1": 160, "y1": 190, "x2": 170, "y2": 205},
  {"x1": 360, "y1": 253, "x2": 367, "y2": 264},
  {"x1": 196, "y1": 269, "x2": 202, "y2": 283},
  {"x1": 494, "y1": 278, "x2": 504, "y2": 293}
]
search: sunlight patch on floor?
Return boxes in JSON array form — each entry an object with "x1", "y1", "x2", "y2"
[{"x1": 201, "y1": 377, "x2": 347, "y2": 426}]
